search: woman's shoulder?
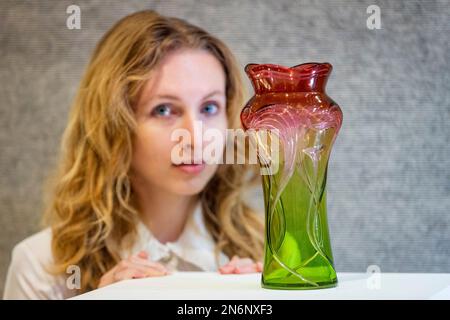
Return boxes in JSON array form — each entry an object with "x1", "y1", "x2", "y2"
[
  {"x1": 12, "y1": 228, "x2": 53, "y2": 261},
  {"x1": 3, "y1": 228, "x2": 71, "y2": 300}
]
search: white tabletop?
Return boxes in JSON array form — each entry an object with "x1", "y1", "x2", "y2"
[{"x1": 73, "y1": 272, "x2": 450, "y2": 300}]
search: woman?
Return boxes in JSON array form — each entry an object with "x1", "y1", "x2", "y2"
[{"x1": 3, "y1": 10, "x2": 264, "y2": 299}]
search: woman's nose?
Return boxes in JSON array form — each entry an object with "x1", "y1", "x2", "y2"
[{"x1": 180, "y1": 112, "x2": 204, "y2": 154}]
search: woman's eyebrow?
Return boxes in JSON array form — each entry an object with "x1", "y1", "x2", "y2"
[
  {"x1": 153, "y1": 90, "x2": 224, "y2": 101},
  {"x1": 153, "y1": 94, "x2": 180, "y2": 101},
  {"x1": 202, "y1": 90, "x2": 225, "y2": 100}
]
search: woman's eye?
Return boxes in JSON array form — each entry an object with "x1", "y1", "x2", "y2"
[
  {"x1": 202, "y1": 102, "x2": 219, "y2": 115},
  {"x1": 151, "y1": 104, "x2": 172, "y2": 117}
]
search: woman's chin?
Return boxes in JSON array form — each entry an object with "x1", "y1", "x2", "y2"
[{"x1": 170, "y1": 183, "x2": 206, "y2": 196}]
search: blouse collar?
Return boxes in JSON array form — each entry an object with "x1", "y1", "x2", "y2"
[{"x1": 126, "y1": 200, "x2": 229, "y2": 271}]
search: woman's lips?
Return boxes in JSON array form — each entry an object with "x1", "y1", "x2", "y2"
[{"x1": 172, "y1": 163, "x2": 206, "y2": 174}]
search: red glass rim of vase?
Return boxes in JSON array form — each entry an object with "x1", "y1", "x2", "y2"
[{"x1": 245, "y1": 62, "x2": 333, "y2": 94}]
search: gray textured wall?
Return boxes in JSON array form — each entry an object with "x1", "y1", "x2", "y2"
[{"x1": 1, "y1": 0, "x2": 449, "y2": 297}]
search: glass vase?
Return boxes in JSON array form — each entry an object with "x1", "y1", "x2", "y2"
[{"x1": 241, "y1": 63, "x2": 343, "y2": 289}]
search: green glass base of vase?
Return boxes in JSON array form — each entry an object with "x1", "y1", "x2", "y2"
[{"x1": 261, "y1": 277, "x2": 338, "y2": 290}]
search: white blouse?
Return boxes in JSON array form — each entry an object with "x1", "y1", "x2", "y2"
[{"x1": 3, "y1": 202, "x2": 230, "y2": 299}]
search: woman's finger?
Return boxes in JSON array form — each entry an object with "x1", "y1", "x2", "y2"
[
  {"x1": 256, "y1": 261, "x2": 263, "y2": 272},
  {"x1": 218, "y1": 261, "x2": 241, "y2": 274},
  {"x1": 235, "y1": 264, "x2": 259, "y2": 274},
  {"x1": 129, "y1": 256, "x2": 168, "y2": 273},
  {"x1": 219, "y1": 258, "x2": 263, "y2": 274},
  {"x1": 128, "y1": 262, "x2": 169, "y2": 276},
  {"x1": 219, "y1": 256, "x2": 241, "y2": 274},
  {"x1": 113, "y1": 268, "x2": 145, "y2": 281},
  {"x1": 226, "y1": 257, "x2": 254, "y2": 270},
  {"x1": 114, "y1": 265, "x2": 167, "y2": 281},
  {"x1": 129, "y1": 250, "x2": 168, "y2": 273},
  {"x1": 218, "y1": 264, "x2": 235, "y2": 274}
]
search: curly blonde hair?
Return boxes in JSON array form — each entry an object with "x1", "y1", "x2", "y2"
[{"x1": 43, "y1": 10, "x2": 264, "y2": 293}]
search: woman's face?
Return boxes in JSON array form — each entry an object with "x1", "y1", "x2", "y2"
[{"x1": 131, "y1": 49, "x2": 227, "y2": 195}]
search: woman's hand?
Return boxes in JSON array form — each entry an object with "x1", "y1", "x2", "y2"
[
  {"x1": 98, "y1": 250, "x2": 171, "y2": 288},
  {"x1": 218, "y1": 255, "x2": 263, "y2": 274}
]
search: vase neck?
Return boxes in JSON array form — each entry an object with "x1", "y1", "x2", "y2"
[{"x1": 245, "y1": 62, "x2": 332, "y2": 94}]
